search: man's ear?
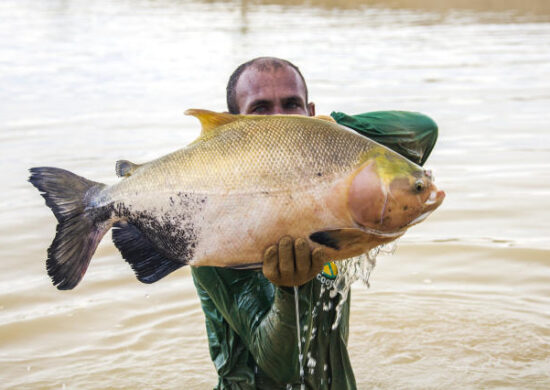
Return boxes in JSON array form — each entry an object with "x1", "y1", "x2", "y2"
[{"x1": 307, "y1": 102, "x2": 316, "y2": 117}]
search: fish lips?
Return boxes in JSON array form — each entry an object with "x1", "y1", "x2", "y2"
[{"x1": 405, "y1": 189, "x2": 446, "y2": 228}]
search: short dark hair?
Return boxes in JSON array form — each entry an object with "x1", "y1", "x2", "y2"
[{"x1": 226, "y1": 57, "x2": 308, "y2": 114}]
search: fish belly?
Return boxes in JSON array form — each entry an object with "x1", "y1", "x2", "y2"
[
  {"x1": 191, "y1": 183, "x2": 349, "y2": 267},
  {"x1": 113, "y1": 178, "x2": 350, "y2": 268}
]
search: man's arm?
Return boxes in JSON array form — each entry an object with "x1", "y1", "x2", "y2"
[
  {"x1": 194, "y1": 280, "x2": 258, "y2": 389},
  {"x1": 192, "y1": 238, "x2": 325, "y2": 384}
]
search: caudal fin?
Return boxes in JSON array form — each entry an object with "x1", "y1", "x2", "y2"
[{"x1": 29, "y1": 167, "x2": 109, "y2": 290}]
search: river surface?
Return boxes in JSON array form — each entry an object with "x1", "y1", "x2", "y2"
[{"x1": 1, "y1": 0, "x2": 549, "y2": 388}]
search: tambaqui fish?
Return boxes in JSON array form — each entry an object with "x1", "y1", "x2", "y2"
[{"x1": 29, "y1": 110, "x2": 445, "y2": 289}]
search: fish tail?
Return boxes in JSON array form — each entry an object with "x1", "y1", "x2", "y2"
[{"x1": 29, "y1": 167, "x2": 109, "y2": 290}]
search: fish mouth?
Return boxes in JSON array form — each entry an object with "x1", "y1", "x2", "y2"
[
  {"x1": 406, "y1": 210, "x2": 433, "y2": 227},
  {"x1": 356, "y1": 189, "x2": 445, "y2": 237},
  {"x1": 425, "y1": 189, "x2": 445, "y2": 208},
  {"x1": 356, "y1": 225, "x2": 408, "y2": 239},
  {"x1": 406, "y1": 189, "x2": 445, "y2": 228}
]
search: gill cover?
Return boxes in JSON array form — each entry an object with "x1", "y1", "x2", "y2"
[
  {"x1": 348, "y1": 151, "x2": 441, "y2": 233},
  {"x1": 348, "y1": 161, "x2": 388, "y2": 229}
]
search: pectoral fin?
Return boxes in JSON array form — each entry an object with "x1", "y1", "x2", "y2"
[
  {"x1": 310, "y1": 228, "x2": 368, "y2": 250},
  {"x1": 310, "y1": 228, "x2": 391, "y2": 261}
]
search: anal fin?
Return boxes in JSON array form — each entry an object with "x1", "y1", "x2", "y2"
[{"x1": 112, "y1": 222, "x2": 185, "y2": 283}]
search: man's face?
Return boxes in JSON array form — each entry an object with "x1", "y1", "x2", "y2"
[{"x1": 235, "y1": 65, "x2": 315, "y2": 116}]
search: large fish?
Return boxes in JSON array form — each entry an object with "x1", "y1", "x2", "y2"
[{"x1": 29, "y1": 110, "x2": 445, "y2": 290}]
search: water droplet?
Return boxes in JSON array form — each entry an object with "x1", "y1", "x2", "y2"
[
  {"x1": 326, "y1": 242, "x2": 396, "y2": 329},
  {"x1": 306, "y1": 352, "x2": 317, "y2": 375},
  {"x1": 306, "y1": 353, "x2": 316, "y2": 368},
  {"x1": 294, "y1": 287, "x2": 306, "y2": 389}
]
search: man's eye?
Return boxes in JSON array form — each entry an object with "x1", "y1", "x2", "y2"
[
  {"x1": 285, "y1": 102, "x2": 299, "y2": 109},
  {"x1": 253, "y1": 106, "x2": 267, "y2": 113}
]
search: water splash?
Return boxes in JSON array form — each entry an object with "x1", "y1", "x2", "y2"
[
  {"x1": 293, "y1": 286, "x2": 306, "y2": 390},
  {"x1": 306, "y1": 351, "x2": 316, "y2": 375},
  {"x1": 330, "y1": 242, "x2": 397, "y2": 330},
  {"x1": 289, "y1": 242, "x2": 396, "y2": 388}
]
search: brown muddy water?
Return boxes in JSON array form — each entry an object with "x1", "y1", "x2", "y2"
[{"x1": 1, "y1": 0, "x2": 550, "y2": 388}]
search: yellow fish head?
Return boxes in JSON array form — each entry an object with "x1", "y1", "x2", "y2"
[{"x1": 348, "y1": 146, "x2": 445, "y2": 235}]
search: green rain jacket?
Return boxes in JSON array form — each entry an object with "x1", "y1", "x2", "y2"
[{"x1": 191, "y1": 111, "x2": 438, "y2": 389}]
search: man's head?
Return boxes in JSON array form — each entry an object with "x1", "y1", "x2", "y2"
[{"x1": 226, "y1": 57, "x2": 315, "y2": 116}]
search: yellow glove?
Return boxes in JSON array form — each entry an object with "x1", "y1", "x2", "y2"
[{"x1": 262, "y1": 236, "x2": 327, "y2": 287}]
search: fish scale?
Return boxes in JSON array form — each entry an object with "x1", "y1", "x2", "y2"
[{"x1": 112, "y1": 115, "x2": 366, "y2": 195}]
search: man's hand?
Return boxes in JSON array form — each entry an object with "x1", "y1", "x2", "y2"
[{"x1": 262, "y1": 236, "x2": 327, "y2": 287}]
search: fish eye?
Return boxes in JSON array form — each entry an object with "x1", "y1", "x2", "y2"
[{"x1": 414, "y1": 179, "x2": 425, "y2": 193}]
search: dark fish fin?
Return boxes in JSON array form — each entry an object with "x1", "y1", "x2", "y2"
[
  {"x1": 112, "y1": 222, "x2": 185, "y2": 283},
  {"x1": 115, "y1": 160, "x2": 141, "y2": 177},
  {"x1": 310, "y1": 228, "x2": 370, "y2": 251},
  {"x1": 225, "y1": 262, "x2": 263, "y2": 270},
  {"x1": 28, "y1": 167, "x2": 108, "y2": 290}
]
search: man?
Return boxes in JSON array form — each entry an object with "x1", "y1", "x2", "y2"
[{"x1": 192, "y1": 57, "x2": 438, "y2": 389}]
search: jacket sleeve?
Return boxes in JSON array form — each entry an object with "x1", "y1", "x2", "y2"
[
  {"x1": 331, "y1": 110, "x2": 438, "y2": 166},
  {"x1": 194, "y1": 281, "x2": 258, "y2": 390},
  {"x1": 192, "y1": 266, "x2": 313, "y2": 384}
]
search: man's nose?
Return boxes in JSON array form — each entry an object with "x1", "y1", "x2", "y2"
[{"x1": 272, "y1": 105, "x2": 284, "y2": 115}]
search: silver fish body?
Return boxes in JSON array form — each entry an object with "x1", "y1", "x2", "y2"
[{"x1": 29, "y1": 110, "x2": 444, "y2": 289}]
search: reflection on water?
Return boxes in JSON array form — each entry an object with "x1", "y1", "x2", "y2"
[
  {"x1": 1, "y1": 0, "x2": 549, "y2": 388},
  {"x1": 240, "y1": 0, "x2": 550, "y2": 15}
]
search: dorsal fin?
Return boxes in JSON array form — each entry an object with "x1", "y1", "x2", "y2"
[
  {"x1": 115, "y1": 160, "x2": 141, "y2": 178},
  {"x1": 314, "y1": 115, "x2": 337, "y2": 123},
  {"x1": 185, "y1": 109, "x2": 240, "y2": 134}
]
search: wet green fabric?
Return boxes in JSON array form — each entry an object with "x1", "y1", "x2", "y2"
[
  {"x1": 330, "y1": 110, "x2": 438, "y2": 166},
  {"x1": 192, "y1": 111, "x2": 438, "y2": 389},
  {"x1": 192, "y1": 268, "x2": 352, "y2": 389}
]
